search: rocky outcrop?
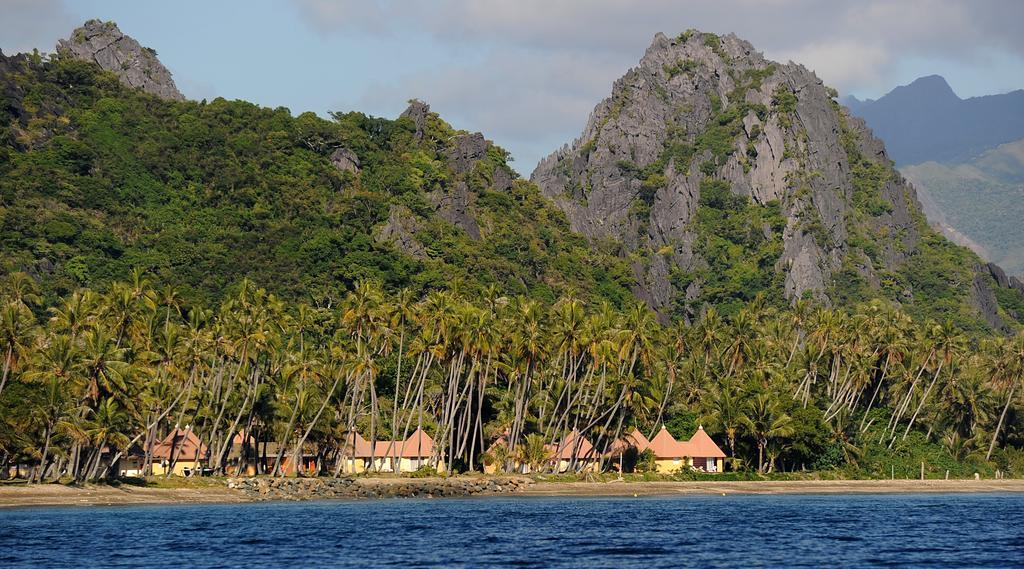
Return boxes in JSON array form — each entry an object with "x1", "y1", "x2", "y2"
[
  {"x1": 400, "y1": 100, "x2": 431, "y2": 141},
  {"x1": 429, "y1": 181, "x2": 481, "y2": 239},
  {"x1": 330, "y1": 147, "x2": 360, "y2": 173},
  {"x1": 227, "y1": 476, "x2": 533, "y2": 501},
  {"x1": 971, "y1": 265, "x2": 1008, "y2": 331},
  {"x1": 531, "y1": 31, "x2": 924, "y2": 318},
  {"x1": 374, "y1": 205, "x2": 427, "y2": 257},
  {"x1": 377, "y1": 102, "x2": 515, "y2": 247},
  {"x1": 448, "y1": 132, "x2": 488, "y2": 175},
  {"x1": 57, "y1": 20, "x2": 184, "y2": 101}
]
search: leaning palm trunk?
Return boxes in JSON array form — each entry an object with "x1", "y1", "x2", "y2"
[
  {"x1": 860, "y1": 355, "x2": 891, "y2": 432},
  {"x1": 0, "y1": 346, "x2": 12, "y2": 398},
  {"x1": 291, "y1": 369, "x2": 348, "y2": 476},
  {"x1": 987, "y1": 384, "x2": 1016, "y2": 460},
  {"x1": 35, "y1": 425, "x2": 52, "y2": 484},
  {"x1": 900, "y1": 360, "x2": 945, "y2": 442},
  {"x1": 883, "y1": 351, "x2": 933, "y2": 443},
  {"x1": 272, "y1": 393, "x2": 303, "y2": 477}
]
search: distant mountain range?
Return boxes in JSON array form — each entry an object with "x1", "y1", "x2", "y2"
[
  {"x1": 845, "y1": 76, "x2": 1024, "y2": 276},
  {"x1": 843, "y1": 75, "x2": 1024, "y2": 166}
]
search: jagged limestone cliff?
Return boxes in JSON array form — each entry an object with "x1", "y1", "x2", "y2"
[
  {"x1": 57, "y1": 19, "x2": 184, "y2": 101},
  {"x1": 532, "y1": 31, "x2": 1020, "y2": 329}
]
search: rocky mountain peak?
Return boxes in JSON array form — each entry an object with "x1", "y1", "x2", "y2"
[
  {"x1": 57, "y1": 19, "x2": 184, "y2": 101},
  {"x1": 531, "y1": 29, "x2": 1015, "y2": 327}
]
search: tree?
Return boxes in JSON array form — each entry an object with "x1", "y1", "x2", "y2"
[{"x1": 743, "y1": 393, "x2": 794, "y2": 473}]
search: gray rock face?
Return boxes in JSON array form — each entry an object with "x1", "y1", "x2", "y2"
[
  {"x1": 375, "y1": 103, "x2": 515, "y2": 252},
  {"x1": 429, "y1": 181, "x2": 482, "y2": 240},
  {"x1": 531, "y1": 31, "x2": 923, "y2": 316},
  {"x1": 375, "y1": 205, "x2": 427, "y2": 257},
  {"x1": 400, "y1": 100, "x2": 431, "y2": 141},
  {"x1": 57, "y1": 20, "x2": 184, "y2": 101},
  {"x1": 330, "y1": 147, "x2": 360, "y2": 173},
  {"x1": 448, "y1": 133, "x2": 488, "y2": 175},
  {"x1": 971, "y1": 265, "x2": 1008, "y2": 331}
]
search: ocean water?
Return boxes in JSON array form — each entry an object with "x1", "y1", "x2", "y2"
[{"x1": 2, "y1": 494, "x2": 1023, "y2": 567}]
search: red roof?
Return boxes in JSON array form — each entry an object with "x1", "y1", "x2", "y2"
[
  {"x1": 350, "y1": 428, "x2": 434, "y2": 458},
  {"x1": 646, "y1": 426, "x2": 726, "y2": 459},
  {"x1": 152, "y1": 428, "x2": 207, "y2": 461},
  {"x1": 547, "y1": 430, "x2": 596, "y2": 460},
  {"x1": 647, "y1": 426, "x2": 686, "y2": 459},
  {"x1": 606, "y1": 428, "x2": 650, "y2": 456},
  {"x1": 687, "y1": 426, "x2": 727, "y2": 458}
]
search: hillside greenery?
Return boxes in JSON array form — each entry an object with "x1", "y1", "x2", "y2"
[{"x1": 0, "y1": 52, "x2": 633, "y2": 310}]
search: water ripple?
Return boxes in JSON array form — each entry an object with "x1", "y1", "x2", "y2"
[{"x1": 2, "y1": 493, "x2": 1024, "y2": 567}]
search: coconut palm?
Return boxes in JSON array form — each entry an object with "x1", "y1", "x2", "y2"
[{"x1": 742, "y1": 392, "x2": 794, "y2": 473}]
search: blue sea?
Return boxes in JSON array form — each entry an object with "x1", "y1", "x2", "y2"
[{"x1": 2, "y1": 494, "x2": 1023, "y2": 567}]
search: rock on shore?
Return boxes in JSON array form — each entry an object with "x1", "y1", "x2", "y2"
[{"x1": 226, "y1": 476, "x2": 533, "y2": 501}]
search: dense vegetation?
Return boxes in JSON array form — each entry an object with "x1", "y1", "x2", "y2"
[
  {"x1": 903, "y1": 147, "x2": 1024, "y2": 277},
  {"x1": 0, "y1": 52, "x2": 632, "y2": 309},
  {"x1": 1, "y1": 46, "x2": 1022, "y2": 484},
  {"x1": 1, "y1": 273, "x2": 1021, "y2": 481}
]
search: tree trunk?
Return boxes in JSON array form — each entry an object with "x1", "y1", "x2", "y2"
[
  {"x1": 987, "y1": 384, "x2": 1016, "y2": 460},
  {"x1": 0, "y1": 346, "x2": 13, "y2": 398},
  {"x1": 35, "y1": 425, "x2": 52, "y2": 484},
  {"x1": 902, "y1": 360, "x2": 944, "y2": 441}
]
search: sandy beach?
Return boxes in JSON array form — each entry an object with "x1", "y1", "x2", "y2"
[
  {"x1": 2, "y1": 478, "x2": 1024, "y2": 508},
  {"x1": 0, "y1": 482, "x2": 248, "y2": 508}
]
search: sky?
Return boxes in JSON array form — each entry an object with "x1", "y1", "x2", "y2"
[{"x1": 3, "y1": 0, "x2": 1023, "y2": 172}]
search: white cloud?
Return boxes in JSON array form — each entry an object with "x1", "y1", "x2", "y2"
[{"x1": 292, "y1": 0, "x2": 1024, "y2": 169}]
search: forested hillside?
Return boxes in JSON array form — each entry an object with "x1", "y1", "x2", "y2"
[{"x1": 0, "y1": 51, "x2": 633, "y2": 309}]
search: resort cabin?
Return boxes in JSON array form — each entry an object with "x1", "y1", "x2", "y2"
[
  {"x1": 260, "y1": 442, "x2": 319, "y2": 475},
  {"x1": 547, "y1": 430, "x2": 600, "y2": 473},
  {"x1": 345, "y1": 428, "x2": 442, "y2": 474},
  {"x1": 483, "y1": 431, "x2": 600, "y2": 474},
  {"x1": 482, "y1": 434, "x2": 514, "y2": 474},
  {"x1": 606, "y1": 428, "x2": 651, "y2": 472},
  {"x1": 686, "y1": 425, "x2": 728, "y2": 472},
  {"x1": 646, "y1": 425, "x2": 726, "y2": 474},
  {"x1": 150, "y1": 428, "x2": 208, "y2": 476},
  {"x1": 115, "y1": 445, "x2": 146, "y2": 477}
]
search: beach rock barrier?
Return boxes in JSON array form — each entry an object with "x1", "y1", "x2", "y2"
[{"x1": 225, "y1": 476, "x2": 532, "y2": 501}]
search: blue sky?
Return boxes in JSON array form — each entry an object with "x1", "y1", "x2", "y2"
[{"x1": 3, "y1": 0, "x2": 1023, "y2": 172}]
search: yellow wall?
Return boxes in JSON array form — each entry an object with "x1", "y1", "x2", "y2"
[
  {"x1": 654, "y1": 458, "x2": 688, "y2": 474},
  {"x1": 653, "y1": 457, "x2": 725, "y2": 474},
  {"x1": 151, "y1": 460, "x2": 201, "y2": 477},
  {"x1": 554, "y1": 459, "x2": 600, "y2": 473}
]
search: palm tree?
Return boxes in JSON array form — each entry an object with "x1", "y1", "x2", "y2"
[
  {"x1": 517, "y1": 433, "x2": 550, "y2": 473},
  {"x1": 0, "y1": 300, "x2": 36, "y2": 397},
  {"x1": 700, "y1": 381, "x2": 744, "y2": 463},
  {"x1": 742, "y1": 392, "x2": 794, "y2": 473},
  {"x1": 987, "y1": 334, "x2": 1023, "y2": 460}
]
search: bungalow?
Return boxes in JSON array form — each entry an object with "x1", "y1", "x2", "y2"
[
  {"x1": 150, "y1": 428, "x2": 208, "y2": 476},
  {"x1": 686, "y1": 425, "x2": 727, "y2": 473},
  {"x1": 260, "y1": 442, "x2": 319, "y2": 475},
  {"x1": 115, "y1": 445, "x2": 146, "y2": 477},
  {"x1": 606, "y1": 428, "x2": 650, "y2": 472},
  {"x1": 645, "y1": 425, "x2": 726, "y2": 474},
  {"x1": 483, "y1": 430, "x2": 600, "y2": 474},
  {"x1": 344, "y1": 428, "x2": 442, "y2": 473},
  {"x1": 547, "y1": 430, "x2": 600, "y2": 473}
]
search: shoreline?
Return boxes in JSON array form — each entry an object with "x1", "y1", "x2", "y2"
[
  {"x1": 520, "y1": 478, "x2": 1024, "y2": 497},
  {"x1": 2, "y1": 478, "x2": 1023, "y2": 508}
]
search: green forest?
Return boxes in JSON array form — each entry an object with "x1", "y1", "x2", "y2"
[
  {"x1": 1, "y1": 274, "x2": 1022, "y2": 482},
  {"x1": 0, "y1": 53, "x2": 632, "y2": 309}
]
